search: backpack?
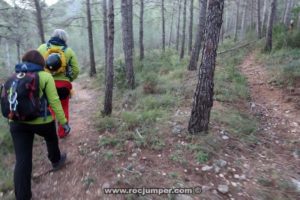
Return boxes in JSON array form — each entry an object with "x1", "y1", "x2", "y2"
[
  {"x1": 44, "y1": 43, "x2": 67, "y2": 75},
  {"x1": 0, "y1": 66, "x2": 47, "y2": 121}
]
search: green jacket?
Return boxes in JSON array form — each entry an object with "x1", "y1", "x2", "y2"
[
  {"x1": 38, "y1": 44, "x2": 80, "y2": 82},
  {"x1": 21, "y1": 71, "x2": 67, "y2": 125}
]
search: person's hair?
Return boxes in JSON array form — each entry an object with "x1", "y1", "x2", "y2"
[
  {"x1": 22, "y1": 50, "x2": 45, "y2": 66},
  {"x1": 52, "y1": 29, "x2": 68, "y2": 42}
]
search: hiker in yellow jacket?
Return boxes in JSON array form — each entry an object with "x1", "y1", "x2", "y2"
[
  {"x1": 38, "y1": 29, "x2": 80, "y2": 138},
  {"x1": 8, "y1": 50, "x2": 70, "y2": 200}
]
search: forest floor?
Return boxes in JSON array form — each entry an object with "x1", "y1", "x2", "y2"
[{"x1": 25, "y1": 51, "x2": 300, "y2": 200}]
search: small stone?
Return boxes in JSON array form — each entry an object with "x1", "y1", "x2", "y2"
[
  {"x1": 291, "y1": 178, "x2": 300, "y2": 192},
  {"x1": 212, "y1": 190, "x2": 218, "y2": 195},
  {"x1": 231, "y1": 182, "x2": 237, "y2": 187},
  {"x1": 234, "y1": 174, "x2": 240, "y2": 179},
  {"x1": 172, "y1": 125, "x2": 184, "y2": 135},
  {"x1": 195, "y1": 168, "x2": 199, "y2": 171},
  {"x1": 128, "y1": 157, "x2": 134, "y2": 161},
  {"x1": 0, "y1": 192, "x2": 3, "y2": 198},
  {"x1": 293, "y1": 150, "x2": 300, "y2": 159},
  {"x1": 240, "y1": 174, "x2": 246, "y2": 180},
  {"x1": 214, "y1": 166, "x2": 221, "y2": 173},
  {"x1": 202, "y1": 186, "x2": 211, "y2": 192},
  {"x1": 142, "y1": 156, "x2": 147, "y2": 160},
  {"x1": 219, "y1": 173, "x2": 224, "y2": 178},
  {"x1": 158, "y1": 154, "x2": 162, "y2": 158},
  {"x1": 132, "y1": 153, "x2": 137, "y2": 157},
  {"x1": 231, "y1": 168, "x2": 236, "y2": 172},
  {"x1": 222, "y1": 135, "x2": 229, "y2": 140},
  {"x1": 102, "y1": 182, "x2": 110, "y2": 189},
  {"x1": 184, "y1": 169, "x2": 188, "y2": 173},
  {"x1": 136, "y1": 165, "x2": 145, "y2": 173},
  {"x1": 162, "y1": 172, "x2": 167, "y2": 176},
  {"x1": 202, "y1": 165, "x2": 213, "y2": 172},
  {"x1": 217, "y1": 185, "x2": 229, "y2": 194},
  {"x1": 175, "y1": 194, "x2": 194, "y2": 200},
  {"x1": 243, "y1": 164, "x2": 250, "y2": 169},
  {"x1": 215, "y1": 159, "x2": 227, "y2": 168}
]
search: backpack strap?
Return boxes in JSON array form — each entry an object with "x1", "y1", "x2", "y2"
[
  {"x1": 40, "y1": 81, "x2": 49, "y2": 121},
  {"x1": 0, "y1": 83, "x2": 3, "y2": 97},
  {"x1": 46, "y1": 42, "x2": 51, "y2": 50},
  {"x1": 61, "y1": 46, "x2": 67, "y2": 52},
  {"x1": 47, "y1": 42, "x2": 67, "y2": 52},
  {"x1": 65, "y1": 56, "x2": 73, "y2": 80},
  {"x1": 8, "y1": 80, "x2": 19, "y2": 119}
]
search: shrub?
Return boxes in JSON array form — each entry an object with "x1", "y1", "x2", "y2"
[{"x1": 142, "y1": 72, "x2": 159, "y2": 94}]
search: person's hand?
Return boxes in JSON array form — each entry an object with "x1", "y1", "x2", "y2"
[{"x1": 62, "y1": 123, "x2": 71, "y2": 135}]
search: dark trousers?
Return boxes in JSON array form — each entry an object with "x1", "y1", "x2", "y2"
[{"x1": 10, "y1": 121, "x2": 61, "y2": 200}]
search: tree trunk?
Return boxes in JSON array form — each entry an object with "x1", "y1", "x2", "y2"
[
  {"x1": 103, "y1": 0, "x2": 114, "y2": 116},
  {"x1": 161, "y1": 0, "x2": 165, "y2": 52},
  {"x1": 234, "y1": 0, "x2": 240, "y2": 41},
  {"x1": 283, "y1": 0, "x2": 294, "y2": 27},
  {"x1": 169, "y1": 1, "x2": 176, "y2": 47},
  {"x1": 103, "y1": 0, "x2": 108, "y2": 83},
  {"x1": 121, "y1": 0, "x2": 135, "y2": 89},
  {"x1": 241, "y1": 2, "x2": 247, "y2": 39},
  {"x1": 180, "y1": 0, "x2": 187, "y2": 59},
  {"x1": 187, "y1": 0, "x2": 207, "y2": 71},
  {"x1": 188, "y1": 0, "x2": 194, "y2": 54},
  {"x1": 86, "y1": 0, "x2": 96, "y2": 77},
  {"x1": 265, "y1": 0, "x2": 276, "y2": 52},
  {"x1": 16, "y1": 40, "x2": 20, "y2": 63},
  {"x1": 262, "y1": 0, "x2": 269, "y2": 32},
  {"x1": 176, "y1": 0, "x2": 182, "y2": 51},
  {"x1": 33, "y1": 0, "x2": 45, "y2": 43},
  {"x1": 282, "y1": 0, "x2": 289, "y2": 24},
  {"x1": 139, "y1": 0, "x2": 144, "y2": 60},
  {"x1": 188, "y1": 0, "x2": 224, "y2": 134},
  {"x1": 250, "y1": 0, "x2": 254, "y2": 28},
  {"x1": 257, "y1": 0, "x2": 262, "y2": 39},
  {"x1": 5, "y1": 39, "x2": 11, "y2": 73}
]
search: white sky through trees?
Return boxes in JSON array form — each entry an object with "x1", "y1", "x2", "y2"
[{"x1": 4, "y1": 0, "x2": 59, "y2": 6}]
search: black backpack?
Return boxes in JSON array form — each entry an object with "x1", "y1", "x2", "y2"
[{"x1": 1, "y1": 71, "x2": 47, "y2": 121}]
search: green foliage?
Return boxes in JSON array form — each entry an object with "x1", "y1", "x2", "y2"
[
  {"x1": 114, "y1": 58, "x2": 127, "y2": 90},
  {"x1": 138, "y1": 94, "x2": 178, "y2": 111},
  {"x1": 195, "y1": 150, "x2": 210, "y2": 164},
  {"x1": 261, "y1": 48, "x2": 300, "y2": 86},
  {"x1": 0, "y1": 118, "x2": 13, "y2": 194},
  {"x1": 99, "y1": 136, "x2": 121, "y2": 148},
  {"x1": 215, "y1": 65, "x2": 249, "y2": 102},
  {"x1": 169, "y1": 150, "x2": 187, "y2": 165},
  {"x1": 142, "y1": 72, "x2": 159, "y2": 94},
  {"x1": 273, "y1": 24, "x2": 300, "y2": 49},
  {"x1": 215, "y1": 48, "x2": 250, "y2": 102},
  {"x1": 97, "y1": 116, "x2": 118, "y2": 132},
  {"x1": 121, "y1": 111, "x2": 141, "y2": 130},
  {"x1": 211, "y1": 108, "x2": 258, "y2": 142}
]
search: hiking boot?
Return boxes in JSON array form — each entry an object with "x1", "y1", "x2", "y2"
[{"x1": 52, "y1": 153, "x2": 67, "y2": 171}]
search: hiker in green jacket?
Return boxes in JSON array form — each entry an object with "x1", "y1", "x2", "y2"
[
  {"x1": 38, "y1": 29, "x2": 80, "y2": 138},
  {"x1": 8, "y1": 50, "x2": 70, "y2": 200}
]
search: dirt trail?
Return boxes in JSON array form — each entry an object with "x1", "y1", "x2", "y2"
[
  {"x1": 31, "y1": 81, "x2": 103, "y2": 200},
  {"x1": 239, "y1": 53, "x2": 300, "y2": 198}
]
